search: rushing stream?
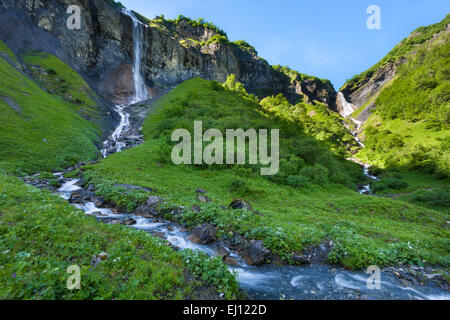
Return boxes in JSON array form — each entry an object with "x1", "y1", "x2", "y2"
[
  {"x1": 31, "y1": 14, "x2": 449, "y2": 300},
  {"x1": 53, "y1": 175, "x2": 449, "y2": 300}
]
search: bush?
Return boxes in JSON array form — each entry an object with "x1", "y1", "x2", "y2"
[
  {"x1": 286, "y1": 175, "x2": 309, "y2": 188},
  {"x1": 210, "y1": 80, "x2": 224, "y2": 91},
  {"x1": 229, "y1": 178, "x2": 250, "y2": 193},
  {"x1": 300, "y1": 164, "x2": 329, "y2": 184},
  {"x1": 372, "y1": 178, "x2": 408, "y2": 192},
  {"x1": 409, "y1": 188, "x2": 450, "y2": 206}
]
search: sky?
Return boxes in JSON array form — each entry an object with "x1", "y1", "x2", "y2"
[{"x1": 119, "y1": 0, "x2": 450, "y2": 89}]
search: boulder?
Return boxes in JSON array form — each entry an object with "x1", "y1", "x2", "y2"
[
  {"x1": 69, "y1": 192, "x2": 82, "y2": 203},
  {"x1": 292, "y1": 254, "x2": 311, "y2": 265},
  {"x1": 123, "y1": 218, "x2": 137, "y2": 226},
  {"x1": 195, "y1": 188, "x2": 208, "y2": 194},
  {"x1": 135, "y1": 204, "x2": 157, "y2": 218},
  {"x1": 94, "y1": 197, "x2": 105, "y2": 207},
  {"x1": 191, "y1": 205, "x2": 202, "y2": 213},
  {"x1": 224, "y1": 256, "x2": 239, "y2": 266},
  {"x1": 188, "y1": 223, "x2": 217, "y2": 244},
  {"x1": 242, "y1": 240, "x2": 270, "y2": 266},
  {"x1": 151, "y1": 231, "x2": 166, "y2": 239},
  {"x1": 229, "y1": 199, "x2": 252, "y2": 211},
  {"x1": 215, "y1": 244, "x2": 231, "y2": 258},
  {"x1": 197, "y1": 195, "x2": 212, "y2": 203},
  {"x1": 146, "y1": 196, "x2": 164, "y2": 207}
]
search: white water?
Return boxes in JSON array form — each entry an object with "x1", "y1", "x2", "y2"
[
  {"x1": 100, "y1": 10, "x2": 150, "y2": 158},
  {"x1": 337, "y1": 92, "x2": 358, "y2": 118},
  {"x1": 101, "y1": 104, "x2": 130, "y2": 157},
  {"x1": 52, "y1": 177, "x2": 450, "y2": 300},
  {"x1": 122, "y1": 9, "x2": 149, "y2": 103}
]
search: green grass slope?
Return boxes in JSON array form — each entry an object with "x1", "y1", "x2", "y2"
[
  {"x1": 337, "y1": 15, "x2": 450, "y2": 209},
  {"x1": 0, "y1": 171, "x2": 239, "y2": 299},
  {"x1": 85, "y1": 78, "x2": 449, "y2": 270},
  {"x1": 342, "y1": 14, "x2": 450, "y2": 92},
  {"x1": 0, "y1": 41, "x2": 102, "y2": 175}
]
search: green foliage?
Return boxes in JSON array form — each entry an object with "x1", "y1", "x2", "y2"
[
  {"x1": 89, "y1": 77, "x2": 449, "y2": 270},
  {"x1": 145, "y1": 77, "x2": 361, "y2": 189},
  {"x1": 0, "y1": 172, "x2": 235, "y2": 299},
  {"x1": 181, "y1": 250, "x2": 239, "y2": 299},
  {"x1": 372, "y1": 178, "x2": 409, "y2": 192},
  {"x1": 168, "y1": 15, "x2": 227, "y2": 38},
  {"x1": 375, "y1": 41, "x2": 450, "y2": 124},
  {"x1": 231, "y1": 40, "x2": 257, "y2": 54},
  {"x1": 342, "y1": 14, "x2": 450, "y2": 91},
  {"x1": 0, "y1": 40, "x2": 18, "y2": 64},
  {"x1": 409, "y1": 187, "x2": 450, "y2": 207},
  {"x1": 272, "y1": 65, "x2": 332, "y2": 88},
  {"x1": 21, "y1": 52, "x2": 101, "y2": 120},
  {"x1": 0, "y1": 45, "x2": 101, "y2": 174},
  {"x1": 83, "y1": 170, "x2": 150, "y2": 211},
  {"x1": 228, "y1": 178, "x2": 250, "y2": 193}
]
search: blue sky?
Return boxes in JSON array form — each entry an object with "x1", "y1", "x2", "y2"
[{"x1": 119, "y1": 0, "x2": 449, "y2": 89}]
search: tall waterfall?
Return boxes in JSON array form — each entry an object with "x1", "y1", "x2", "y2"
[
  {"x1": 337, "y1": 92, "x2": 358, "y2": 118},
  {"x1": 123, "y1": 9, "x2": 149, "y2": 104}
]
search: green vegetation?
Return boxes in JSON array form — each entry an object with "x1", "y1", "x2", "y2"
[
  {"x1": 375, "y1": 40, "x2": 449, "y2": 125},
  {"x1": 0, "y1": 45, "x2": 101, "y2": 175},
  {"x1": 22, "y1": 52, "x2": 101, "y2": 120},
  {"x1": 342, "y1": 14, "x2": 450, "y2": 91},
  {"x1": 0, "y1": 171, "x2": 239, "y2": 299},
  {"x1": 273, "y1": 65, "x2": 333, "y2": 88},
  {"x1": 167, "y1": 15, "x2": 227, "y2": 38},
  {"x1": 145, "y1": 76, "x2": 361, "y2": 188},
  {"x1": 356, "y1": 33, "x2": 449, "y2": 178},
  {"x1": 0, "y1": 40, "x2": 18, "y2": 65},
  {"x1": 85, "y1": 78, "x2": 449, "y2": 270}
]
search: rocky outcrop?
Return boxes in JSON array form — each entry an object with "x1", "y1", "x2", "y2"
[
  {"x1": 241, "y1": 240, "x2": 270, "y2": 266},
  {"x1": 229, "y1": 199, "x2": 252, "y2": 211},
  {"x1": 188, "y1": 223, "x2": 217, "y2": 244},
  {"x1": 340, "y1": 60, "x2": 403, "y2": 111},
  {"x1": 0, "y1": 0, "x2": 337, "y2": 107}
]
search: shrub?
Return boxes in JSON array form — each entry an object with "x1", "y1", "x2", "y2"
[
  {"x1": 300, "y1": 164, "x2": 329, "y2": 184},
  {"x1": 409, "y1": 188, "x2": 450, "y2": 206},
  {"x1": 229, "y1": 178, "x2": 250, "y2": 193}
]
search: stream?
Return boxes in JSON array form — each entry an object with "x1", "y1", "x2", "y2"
[
  {"x1": 53, "y1": 91, "x2": 449, "y2": 300},
  {"x1": 32, "y1": 16, "x2": 449, "y2": 300},
  {"x1": 54, "y1": 173, "x2": 450, "y2": 300}
]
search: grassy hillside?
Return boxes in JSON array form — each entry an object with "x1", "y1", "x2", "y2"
[
  {"x1": 0, "y1": 40, "x2": 239, "y2": 299},
  {"x1": 84, "y1": 78, "x2": 449, "y2": 270},
  {"x1": 0, "y1": 171, "x2": 238, "y2": 299},
  {"x1": 342, "y1": 14, "x2": 450, "y2": 92},
  {"x1": 342, "y1": 16, "x2": 450, "y2": 208},
  {"x1": 0, "y1": 41, "x2": 102, "y2": 175}
]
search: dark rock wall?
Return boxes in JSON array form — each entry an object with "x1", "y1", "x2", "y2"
[{"x1": 0, "y1": 0, "x2": 337, "y2": 107}]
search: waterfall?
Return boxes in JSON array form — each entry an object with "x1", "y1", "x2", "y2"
[
  {"x1": 100, "y1": 9, "x2": 149, "y2": 158},
  {"x1": 123, "y1": 9, "x2": 149, "y2": 104},
  {"x1": 337, "y1": 92, "x2": 358, "y2": 118}
]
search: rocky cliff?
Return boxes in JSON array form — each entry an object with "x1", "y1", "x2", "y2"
[{"x1": 0, "y1": 0, "x2": 337, "y2": 107}]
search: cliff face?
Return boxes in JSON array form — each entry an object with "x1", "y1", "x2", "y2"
[
  {"x1": 340, "y1": 60, "x2": 403, "y2": 111},
  {"x1": 0, "y1": 0, "x2": 337, "y2": 107}
]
